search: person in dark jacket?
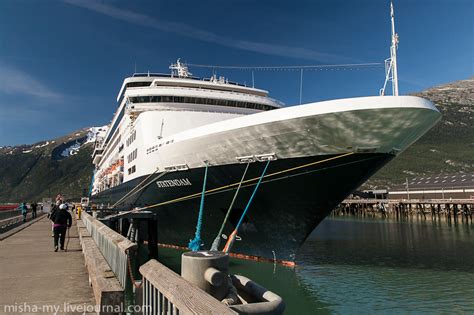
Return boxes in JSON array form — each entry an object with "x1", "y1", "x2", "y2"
[
  {"x1": 30, "y1": 202, "x2": 38, "y2": 219},
  {"x1": 50, "y1": 203, "x2": 72, "y2": 252},
  {"x1": 48, "y1": 201, "x2": 61, "y2": 237}
]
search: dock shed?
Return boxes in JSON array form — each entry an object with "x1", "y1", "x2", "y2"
[{"x1": 388, "y1": 173, "x2": 474, "y2": 199}]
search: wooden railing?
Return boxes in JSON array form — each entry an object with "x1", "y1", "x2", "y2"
[
  {"x1": 140, "y1": 259, "x2": 237, "y2": 315},
  {"x1": 82, "y1": 211, "x2": 137, "y2": 289}
]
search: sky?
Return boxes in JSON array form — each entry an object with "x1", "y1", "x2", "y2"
[{"x1": 0, "y1": 0, "x2": 472, "y2": 146}]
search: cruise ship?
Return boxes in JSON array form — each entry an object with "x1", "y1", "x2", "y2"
[{"x1": 89, "y1": 58, "x2": 440, "y2": 262}]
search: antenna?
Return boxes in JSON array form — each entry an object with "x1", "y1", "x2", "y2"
[
  {"x1": 169, "y1": 58, "x2": 192, "y2": 78},
  {"x1": 299, "y1": 69, "x2": 303, "y2": 104},
  {"x1": 390, "y1": 1, "x2": 399, "y2": 96},
  {"x1": 380, "y1": 1, "x2": 400, "y2": 96}
]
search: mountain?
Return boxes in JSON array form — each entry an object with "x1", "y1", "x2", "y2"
[
  {"x1": 367, "y1": 77, "x2": 474, "y2": 188},
  {"x1": 0, "y1": 127, "x2": 107, "y2": 203}
]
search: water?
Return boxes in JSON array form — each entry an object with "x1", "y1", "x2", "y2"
[{"x1": 156, "y1": 216, "x2": 474, "y2": 314}]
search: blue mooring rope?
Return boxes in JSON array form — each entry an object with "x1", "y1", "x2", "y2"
[
  {"x1": 235, "y1": 160, "x2": 270, "y2": 232},
  {"x1": 188, "y1": 162, "x2": 209, "y2": 251},
  {"x1": 223, "y1": 159, "x2": 271, "y2": 253}
]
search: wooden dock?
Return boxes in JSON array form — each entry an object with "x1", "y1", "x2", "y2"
[
  {"x1": 0, "y1": 216, "x2": 95, "y2": 314},
  {"x1": 334, "y1": 198, "x2": 474, "y2": 221},
  {"x1": 0, "y1": 208, "x2": 284, "y2": 314}
]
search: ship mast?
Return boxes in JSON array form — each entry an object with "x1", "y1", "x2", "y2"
[
  {"x1": 390, "y1": 1, "x2": 399, "y2": 96},
  {"x1": 381, "y1": 1, "x2": 400, "y2": 96}
]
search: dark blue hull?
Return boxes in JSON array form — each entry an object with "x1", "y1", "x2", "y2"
[{"x1": 91, "y1": 153, "x2": 393, "y2": 261}]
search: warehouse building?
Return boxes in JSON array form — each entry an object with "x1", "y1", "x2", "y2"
[{"x1": 388, "y1": 173, "x2": 474, "y2": 199}]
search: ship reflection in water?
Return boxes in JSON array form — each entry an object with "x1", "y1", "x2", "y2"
[{"x1": 157, "y1": 217, "x2": 474, "y2": 314}]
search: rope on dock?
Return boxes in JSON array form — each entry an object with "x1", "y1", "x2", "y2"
[{"x1": 126, "y1": 249, "x2": 143, "y2": 289}]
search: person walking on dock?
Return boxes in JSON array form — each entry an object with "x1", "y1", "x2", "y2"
[
  {"x1": 31, "y1": 202, "x2": 38, "y2": 219},
  {"x1": 50, "y1": 203, "x2": 72, "y2": 252},
  {"x1": 48, "y1": 198, "x2": 62, "y2": 237},
  {"x1": 20, "y1": 202, "x2": 28, "y2": 222}
]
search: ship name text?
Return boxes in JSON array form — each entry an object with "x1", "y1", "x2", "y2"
[{"x1": 156, "y1": 178, "x2": 192, "y2": 188}]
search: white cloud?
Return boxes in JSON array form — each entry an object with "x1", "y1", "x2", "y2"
[
  {"x1": 0, "y1": 63, "x2": 62, "y2": 100},
  {"x1": 64, "y1": 0, "x2": 349, "y2": 63}
]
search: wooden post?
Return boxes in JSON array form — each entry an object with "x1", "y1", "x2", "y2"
[{"x1": 147, "y1": 217, "x2": 158, "y2": 260}]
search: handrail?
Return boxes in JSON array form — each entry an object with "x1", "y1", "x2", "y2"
[
  {"x1": 82, "y1": 211, "x2": 137, "y2": 289},
  {"x1": 0, "y1": 209, "x2": 22, "y2": 220},
  {"x1": 140, "y1": 259, "x2": 237, "y2": 315}
]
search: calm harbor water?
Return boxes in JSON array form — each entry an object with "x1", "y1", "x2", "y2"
[{"x1": 157, "y1": 216, "x2": 474, "y2": 314}]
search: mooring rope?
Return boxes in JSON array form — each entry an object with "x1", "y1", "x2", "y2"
[
  {"x1": 210, "y1": 162, "x2": 250, "y2": 251},
  {"x1": 223, "y1": 160, "x2": 271, "y2": 253},
  {"x1": 111, "y1": 170, "x2": 168, "y2": 209},
  {"x1": 134, "y1": 152, "x2": 354, "y2": 212},
  {"x1": 126, "y1": 249, "x2": 143, "y2": 289},
  {"x1": 188, "y1": 162, "x2": 209, "y2": 251}
]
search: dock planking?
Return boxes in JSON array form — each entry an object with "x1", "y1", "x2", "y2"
[{"x1": 0, "y1": 216, "x2": 95, "y2": 313}]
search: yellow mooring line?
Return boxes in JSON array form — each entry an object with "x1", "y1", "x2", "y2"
[{"x1": 136, "y1": 152, "x2": 354, "y2": 211}]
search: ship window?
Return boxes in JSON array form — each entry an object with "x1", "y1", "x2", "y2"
[
  {"x1": 127, "y1": 148, "x2": 138, "y2": 163},
  {"x1": 127, "y1": 82, "x2": 152, "y2": 88},
  {"x1": 128, "y1": 165, "x2": 136, "y2": 175},
  {"x1": 128, "y1": 95, "x2": 276, "y2": 111},
  {"x1": 126, "y1": 130, "x2": 137, "y2": 147}
]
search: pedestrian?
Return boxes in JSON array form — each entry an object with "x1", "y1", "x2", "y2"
[
  {"x1": 20, "y1": 202, "x2": 28, "y2": 222},
  {"x1": 49, "y1": 203, "x2": 72, "y2": 252},
  {"x1": 31, "y1": 202, "x2": 38, "y2": 219},
  {"x1": 48, "y1": 200, "x2": 61, "y2": 237}
]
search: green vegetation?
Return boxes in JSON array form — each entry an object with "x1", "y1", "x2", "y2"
[{"x1": 0, "y1": 130, "x2": 94, "y2": 202}]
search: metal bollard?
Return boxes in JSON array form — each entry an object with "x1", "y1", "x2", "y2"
[{"x1": 181, "y1": 251, "x2": 229, "y2": 301}]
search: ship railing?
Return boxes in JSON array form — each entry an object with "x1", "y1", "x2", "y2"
[
  {"x1": 139, "y1": 259, "x2": 237, "y2": 315},
  {"x1": 82, "y1": 211, "x2": 137, "y2": 289}
]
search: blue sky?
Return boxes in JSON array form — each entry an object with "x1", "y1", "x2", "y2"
[{"x1": 0, "y1": 0, "x2": 472, "y2": 145}]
